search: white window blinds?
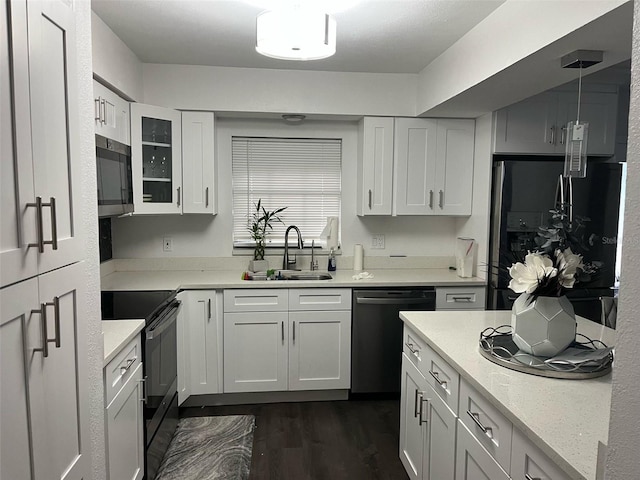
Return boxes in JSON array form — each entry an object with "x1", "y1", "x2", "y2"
[{"x1": 232, "y1": 137, "x2": 341, "y2": 248}]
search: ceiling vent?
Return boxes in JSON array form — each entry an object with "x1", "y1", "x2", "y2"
[{"x1": 561, "y1": 50, "x2": 604, "y2": 69}]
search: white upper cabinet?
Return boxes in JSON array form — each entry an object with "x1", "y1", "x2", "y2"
[
  {"x1": 131, "y1": 105, "x2": 216, "y2": 215},
  {"x1": 435, "y1": 120, "x2": 475, "y2": 215},
  {"x1": 358, "y1": 117, "x2": 475, "y2": 217},
  {"x1": 2, "y1": 0, "x2": 83, "y2": 288},
  {"x1": 394, "y1": 118, "x2": 438, "y2": 215},
  {"x1": 394, "y1": 118, "x2": 475, "y2": 216},
  {"x1": 357, "y1": 117, "x2": 394, "y2": 215},
  {"x1": 494, "y1": 90, "x2": 617, "y2": 156},
  {"x1": 94, "y1": 80, "x2": 131, "y2": 145},
  {"x1": 131, "y1": 103, "x2": 183, "y2": 214},
  {"x1": 182, "y1": 112, "x2": 216, "y2": 214}
]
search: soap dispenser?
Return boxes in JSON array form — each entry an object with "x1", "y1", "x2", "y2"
[{"x1": 328, "y1": 248, "x2": 337, "y2": 271}]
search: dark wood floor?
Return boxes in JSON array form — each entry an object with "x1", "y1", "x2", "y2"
[{"x1": 181, "y1": 400, "x2": 410, "y2": 480}]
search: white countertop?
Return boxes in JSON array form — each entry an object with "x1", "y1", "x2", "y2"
[
  {"x1": 102, "y1": 319, "x2": 145, "y2": 366},
  {"x1": 400, "y1": 310, "x2": 615, "y2": 480},
  {"x1": 100, "y1": 268, "x2": 485, "y2": 291}
]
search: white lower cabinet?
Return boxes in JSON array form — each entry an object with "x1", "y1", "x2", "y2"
[
  {"x1": 0, "y1": 263, "x2": 91, "y2": 480},
  {"x1": 455, "y1": 420, "x2": 510, "y2": 480},
  {"x1": 400, "y1": 325, "x2": 573, "y2": 480},
  {"x1": 224, "y1": 311, "x2": 289, "y2": 393},
  {"x1": 177, "y1": 290, "x2": 223, "y2": 401},
  {"x1": 222, "y1": 288, "x2": 352, "y2": 394},
  {"x1": 105, "y1": 362, "x2": 144, "y2": 480},
  {"x1": 511, "y1": 428, "x2": 571, "y2": 480},
  {"x1": 400, "y1": 353, "x2": 456, "y2": 480},
  {"x1": 288, "y1": 310, "x2": 351, "y2": 390}
]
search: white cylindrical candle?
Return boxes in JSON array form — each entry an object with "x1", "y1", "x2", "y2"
[{"x1": 353, "y1": 244, "x2": 364, "y2": 271}]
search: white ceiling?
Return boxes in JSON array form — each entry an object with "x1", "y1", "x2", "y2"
[{"x1": 91, "y1": 0, "x2": 506, "y2": 74}]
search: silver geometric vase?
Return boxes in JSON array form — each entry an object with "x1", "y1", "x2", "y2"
[{"x1": 511, "y1": 294, "x2": 577, "y2": 357}]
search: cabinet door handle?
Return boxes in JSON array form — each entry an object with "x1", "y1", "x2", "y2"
[
  {"x1": 29, "y1": 197, "x2": 58, "y2": 251},
  {"x1": 207, "y1": 298, "x2": 212, "y2": 320},
  {"x1": 467, "y1": 410, "x2": 494, "y2": 439},
  {"x1": 120, "y1": 358, "x2": 136, "y2": 374},
  {"x1": 429, "y1": 370, "x2": 447, "y2": 389},
  {"x1": 525, "y1": 475, "x2": 541, "y2": 480},
  {"x1": 94, "y1": 98, "x2": 101, "y2": 121},
  {"x1": 439, "y1": 190, "x2": 444, "y2": 209},
  {"x1": 51, "y1": 296, "x2": 61, "y2": 348},
  {"x1": 140, "y1": 377, "x2": 147, "y2": 404},
  {"x1": 549, "y1": 126, "x2": 556, "y2": 145},
  {"x1": 368, "y1": 189, "x2": 372, "y2": 209},
  {"x1": 100, "y1": 98, "x2": 107, "y2": 125},
  {"x1": 205, "y1": 187, "x2": 209, "y2": 208},
  {"x1": 292, "y1": 321, "x2": 296, "y2": 343},
  {"x1": 414, "y1": 389, "x2": 422, "y2": 418},
  {"x1": 177, "y1": 187, "x2": 181, "y2": 207},
  {"x1": 281, "y1": 321, "x2": 284, "y2": 342},
  {"x1": 32, "y1": 303, "x2": 49, "y2": 357},
  {"x1": 429, "y1": 190, "x2": 434, "y2": 209},
  {"x1": 560, "y1": 126, "x2": 567, "y2": 145},
  {"x1": 419, "y1": 397, "x2": 429, "y2": 426}
]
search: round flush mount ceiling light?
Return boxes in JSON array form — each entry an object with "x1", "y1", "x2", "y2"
[
  {"x1": 282, "y1": 114, "x2": 306, "y2": 123},
  {"x1": 256, "y1": 7, "x2": 336, "y2": 61}
]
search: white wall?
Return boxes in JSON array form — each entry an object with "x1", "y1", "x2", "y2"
[
  {"x1": 77, "y1": 4, "x2": 106, "y2": 480},
  {"x1": 112, "y1": 117, "x2": 462, "y2": 260},
  {"x1": 141, "y1": 64, "x2": 417, "y2": 116},
  {"x1": 605, "y1": 0, "x2": 640, "y2": 476},
  {"x1": 91, "y1": 11, "x2": 143, "y2": 101}
]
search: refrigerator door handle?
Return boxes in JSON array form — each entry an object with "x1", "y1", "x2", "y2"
[{"x1": 568, "y1": 176, "x2": 574, "y2": 224}]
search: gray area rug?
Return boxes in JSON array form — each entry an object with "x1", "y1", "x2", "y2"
[{"x1": 155, "y1": 415, "x2": 255, "y2": 480}]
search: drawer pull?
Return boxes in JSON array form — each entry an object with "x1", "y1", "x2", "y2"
[
  {"x1": 405, "y1": 342, "x2": 420, "y2": 357},
  {"x1": 419, "y1": 397, "x2": 429, "y2": 426},
  {"x1": 429, "y1": 370, "x2": 448, "y2": 389},
  {"x1": 451, "y1": 296, "x2": 473, "y2": 302},
  {"x1": 467, "y1": 410, "x2": 494, "y2": 439},
  {"x1": 525, "y1": 475, "x2": 541, "y2": 480},
  {"x1": 120, "y1": 358, "x2": 136, "y2": 374}
]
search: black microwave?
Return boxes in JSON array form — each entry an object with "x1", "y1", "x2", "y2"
[{"x1": 96, "y1": 134, "x2": 134, "y2": 217}]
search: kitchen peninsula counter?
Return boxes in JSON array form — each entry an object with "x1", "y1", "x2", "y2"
[
  {"x1": 400, "y1": 310, "x2": 615, "y2": 480},
  {"x1": 100, "y1": 268, "x2": 485, "y2": 291}
]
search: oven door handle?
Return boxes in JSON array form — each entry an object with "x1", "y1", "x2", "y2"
[{"x1": 146, "y1": 302, "x2": 180, "y2": 340}]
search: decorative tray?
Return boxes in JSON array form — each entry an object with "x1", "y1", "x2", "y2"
[{"x1": 479, "y1": 325, "x2": 614, "y2": 379}]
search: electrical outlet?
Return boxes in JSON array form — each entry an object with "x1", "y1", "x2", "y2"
[
  {"x1": 163, "y1": 236, "x2": 173, "y2": 252},
  {"x1": 371, "y1": 234, "x2": 385, "y2": 249}
]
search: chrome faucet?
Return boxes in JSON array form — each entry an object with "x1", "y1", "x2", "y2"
[{"x1": 283, "y1": 225, "x2": 303, "y2": 270}]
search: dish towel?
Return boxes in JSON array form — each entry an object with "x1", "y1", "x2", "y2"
[{"x1": 352, "y1": 271, "x2": 374, "y2": 280}]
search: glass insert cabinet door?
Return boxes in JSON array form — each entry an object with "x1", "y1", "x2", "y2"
[{"x1": 130, "y1": 103, "x2": 182, "y2": 214}]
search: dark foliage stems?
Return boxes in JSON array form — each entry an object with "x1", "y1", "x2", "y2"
[{"x1": 248, "y1": 199, "x2": 287, "y2": 260}]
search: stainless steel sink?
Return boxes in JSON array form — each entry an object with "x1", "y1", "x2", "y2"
[{"x1": 279, "y1": 271, "x2": 333, "y2": 281}]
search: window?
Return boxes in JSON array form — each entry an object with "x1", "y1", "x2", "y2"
[{"x1": 232, "y1": 136, "x2": 341, "y2": 248}]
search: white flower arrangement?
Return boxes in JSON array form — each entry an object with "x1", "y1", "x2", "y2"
[{"x1": 508, "y1": 248, "x2": 583, "y2": 297}]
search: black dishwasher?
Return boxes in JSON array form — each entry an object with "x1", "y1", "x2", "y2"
[{"x1": 351, "y1": 288, "x2": 436, "y2": 395}]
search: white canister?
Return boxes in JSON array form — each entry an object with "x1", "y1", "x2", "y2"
[{"x1": 353, "y1": 244, "x2": 364, "y2": 271}]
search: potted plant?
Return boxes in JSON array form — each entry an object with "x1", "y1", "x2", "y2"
[
  {"x1": 247, "y1": 199, "x2": 287, "y2": 272},
  {"x1": 508, "y1": 248, "x2": 583, "y2": 357}
]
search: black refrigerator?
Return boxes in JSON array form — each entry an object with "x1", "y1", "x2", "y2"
[{"x1": 487, "y1": 156, "x2": 622, "y2": 322}]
